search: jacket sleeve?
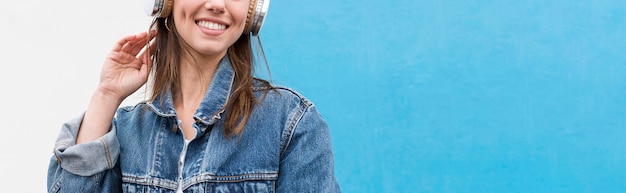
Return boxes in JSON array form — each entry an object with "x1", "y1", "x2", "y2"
[
  {"x1": 47, "y1": 114, "x2": 122, "y2": 193},
  {"x1": 276, "y1": 105, "x2": 342, "y2": 193}
]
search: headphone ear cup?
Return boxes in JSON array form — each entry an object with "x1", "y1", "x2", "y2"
[
  {"x1": 245, "y1": 0, "x2": 270, "y2": 36},
  {"x1": 244, "y1": 0, "x2": 256, "y2": 35},
  {"x1": 158, "y1": 0, "x2": 174, "y2": 18},
  {"x1": 145, "y1": 0, "x2": 173, "y2": 18}
]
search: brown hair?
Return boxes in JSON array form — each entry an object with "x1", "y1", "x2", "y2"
[{"x1": 147, "y1": 16, "x2": 270, "y2": 137}]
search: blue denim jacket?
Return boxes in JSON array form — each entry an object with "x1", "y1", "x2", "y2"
[{"x1": 47, "y1": 57, "x2": 341, "y2": 193}]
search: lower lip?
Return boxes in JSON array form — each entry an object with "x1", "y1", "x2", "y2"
[{"x1": 197, "y1": 24, "x2": 226, "y2": 36}]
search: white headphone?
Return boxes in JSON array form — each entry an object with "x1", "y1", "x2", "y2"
[{"x1": 143, "y1": 0, "x2": 270, "y2": 36}]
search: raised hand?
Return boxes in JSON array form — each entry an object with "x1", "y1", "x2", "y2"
[
  {"x1": 75, "y1": 31, "x2": 156, "y2": 144},
  {"x1": 97, "y1": 31, "x2": 155, "y2": 102}
]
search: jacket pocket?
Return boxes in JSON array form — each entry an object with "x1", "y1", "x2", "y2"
[{"x1": 194, "y1": 180, "x2": 276, "y2": 193}]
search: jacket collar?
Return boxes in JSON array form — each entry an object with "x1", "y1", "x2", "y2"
[{"x1": 147, "y1": 56, "x2": 235, "y2": 126}]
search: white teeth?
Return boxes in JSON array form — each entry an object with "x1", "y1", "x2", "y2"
[{"x1": 197, "y1": 21, "x2": 226, "y2": 30}]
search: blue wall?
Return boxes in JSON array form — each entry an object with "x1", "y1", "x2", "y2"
[{"x1": 261, "y1": 1, "x2": 626, "y2": 192}]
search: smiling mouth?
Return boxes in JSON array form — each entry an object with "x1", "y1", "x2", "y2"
[{"x1": 196, "y1": 21, "x2": 228, "y2": 30}]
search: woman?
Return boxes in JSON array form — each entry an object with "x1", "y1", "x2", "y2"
[{"x1": 47, "y1": 0, "x2": 341, "y2": 192}]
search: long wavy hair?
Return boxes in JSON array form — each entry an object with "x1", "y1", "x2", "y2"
[{"x1": 146, "y1": 16, "x2": 271, "y2": 137}]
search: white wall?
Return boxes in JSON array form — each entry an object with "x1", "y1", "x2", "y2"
[{"x1": 1, "y1": 0, "x2": 151, "y2": 191}]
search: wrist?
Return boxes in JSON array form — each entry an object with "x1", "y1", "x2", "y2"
[
  {"x1": 77, "y1": 88, "x2": 124, "y2": 144},
  {"x1": 92, "y1": 88, "x2": 125, "y2": 107}
]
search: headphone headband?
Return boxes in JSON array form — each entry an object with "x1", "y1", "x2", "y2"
[{"x1": 144, "y1": 0, "x2": 269, "y2": 36}]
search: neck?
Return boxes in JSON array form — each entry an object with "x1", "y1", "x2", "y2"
[{"x1": 174, "y1": 52, "x2": 225, "y2": 111}]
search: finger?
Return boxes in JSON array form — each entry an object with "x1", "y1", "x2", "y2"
[
  {"x1": 147, "y1": 29, "x2": 157, "y2": 39},
  {"x1": 138, "y1": 60, "x2": 151, "y2": 79},
  {"x1": 137, "y1": 30, "x2": 157, "y2": 60},
  {"x1": 126, "y1": 36, "x2": 150, "y2": 56},
  {"x1": 139, "y1": 44, "x2": 156, "y2": 77},
  {"x1": 112, "y1": 32, "x2": 146, "y2": 52},
  {"x1": 139, "y1": 30, "x2": 157, "y2": 51},
  {"x1": 138, "y1": 39, "x2": 157, "y2": 67},
  {"x1": 115, "y1": 31, "x2": 150, "y2": 54},
  {"x1": 120, "y1": 34, "x2": 149, "y2": 55},
  {"x1": 109, "y1": 52, "x2": 141, "y2": 68},
  {"x1": 127, "y1": 31, "x2": 158, "y2": 56}
]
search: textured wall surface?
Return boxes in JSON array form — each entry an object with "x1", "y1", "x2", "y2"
[{"x1": 261, "y1": 1, "x2": 626, "y2": 192}]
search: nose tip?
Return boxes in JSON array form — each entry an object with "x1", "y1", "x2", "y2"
[{"x1": 205, "y1": 0, "x2": 225, "y2": 13}]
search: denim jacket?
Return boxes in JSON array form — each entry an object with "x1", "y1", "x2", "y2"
[{"x1": 47, "y1": 57, "x2": 341, "y2": 193}]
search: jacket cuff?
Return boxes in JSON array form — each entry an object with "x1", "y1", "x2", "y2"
[{"x1": 52, "y1": 114, "x2": 120, "y2": 176}]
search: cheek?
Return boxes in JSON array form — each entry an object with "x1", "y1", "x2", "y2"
[
  {"x1": 231, "y1": 2, "x2": 251, "y2": 28},
  {"x1": 172, "y1": 6, "x2": 190, "y2": 29}
]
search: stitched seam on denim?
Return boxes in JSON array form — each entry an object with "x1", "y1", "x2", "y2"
[
  {"x1": 266, "y1": 86, "x2": 312, "y2": 105},
  {"x1": 99, "y1": 138, "x2": 113, "y2": 169},
  {"x1": 93, "y1": 173, "x2": 101, "y2": 193},
  {"x1": 49, "y1": 174, "x2": 62, "y2": 193},
  {"x1": 151, "y1": 121, "x2": 165, "y2": 176},
  {"x1": 183, "y1": 172, "x2": 278, "y2": 187},
  {"x1": 270, "y1": 86, "x2": 314, "y2": 157},
  {"x1": 270, "y1": 180, "x2": 276, "y2": 193},
  {"x1": 252, "y1": 85, "x2": 273, "y2": 91},
  {"x1": 280, "y1": 101, "x2": 309, "y2": 157},
  {"x1": 122, "y1": 175, "x2": 178, "y2": 190},
  {"x1": 147, "y1": 102, "x2": 177, "y2": 117}
]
